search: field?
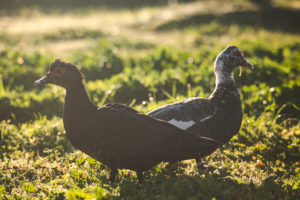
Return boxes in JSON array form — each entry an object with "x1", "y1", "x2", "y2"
[{"x1": 0, "y1": 0, "x2": 300, "y2": 199}]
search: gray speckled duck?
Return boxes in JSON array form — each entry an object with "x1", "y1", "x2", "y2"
[{"x1": 148, "y1": 46, "x2": 253, "y2": 164}]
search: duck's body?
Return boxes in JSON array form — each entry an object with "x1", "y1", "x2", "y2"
[
  {"x1": 148, "y1": 82, "x2": 242, "y2": 144},
  {"x1": 35, "y1": 60, "x2": 220, "y2": 181},
  {"x1": 63, "y1": 85, "x2": 217, "y2": 172},
  {"x1": 148, "y1": 46, "x2": 253, "y2": 144}
]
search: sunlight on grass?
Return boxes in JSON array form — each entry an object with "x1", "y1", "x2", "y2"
[{"x1": 0, "y1": 0, "x2": 267, "y2": 55}]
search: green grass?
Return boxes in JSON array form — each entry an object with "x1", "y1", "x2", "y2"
[{"x1": 0, "y1": 0, "x2": 300, "y2": 199}]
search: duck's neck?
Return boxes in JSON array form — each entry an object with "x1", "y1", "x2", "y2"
[
  {"x1": 213, "y1": 57, "x2": 236, "y2": 87},
  {"x1": 215, "y1": 71, "x2": 235, "y2": 86},
  {"x1": 209, "y1": 70, "x2": 239, "y2": 103},
  {"x1": 64, "y1": 81, "x2": 96, "y2": 116}
]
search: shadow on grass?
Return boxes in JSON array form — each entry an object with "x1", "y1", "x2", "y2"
[
  {"x1": 119, "y1": 170, "x2": 292, "y2": 199},
  {"x1": 156, "y1": 7, "x2": 300, "y2": 34},
  {"x1": 0, "y1": 0, "x2": 195, "y2": 15}
]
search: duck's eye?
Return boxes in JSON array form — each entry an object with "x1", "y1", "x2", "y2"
[
  {"x1": 55, "y1": 68, "x2": 64, "y2": 74},
  {"x1": 231, "y1": 51, "x2": 240, "y2": 57},
  {"x1": 49, "y1": 68, "x2": 65, "y2": 79},
  {"x1": 53, "y1": 68, "x2": 65, "y2": 76},
  {"x1": 231, "y1": 51, "x2": 244, "y2": 60}
]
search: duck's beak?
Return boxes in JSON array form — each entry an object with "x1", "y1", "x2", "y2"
[
  {"x1": 34, "y1": 73, "x2": 51, "y2": 86},
  {"x1": 241, "y1": 58, "x2": 254, "y2": 69}
]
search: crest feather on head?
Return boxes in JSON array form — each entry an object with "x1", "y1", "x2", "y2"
[{"x1": 50, "y1": 59, "x2": 84, "y2": 80}]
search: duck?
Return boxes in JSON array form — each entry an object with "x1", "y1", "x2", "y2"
[
  {"x1": 34, "y1": 59, "x2": 220, "y2": 182},
  {"x1": 147, "y1": 46, "x2": 253, "y2": 166}
]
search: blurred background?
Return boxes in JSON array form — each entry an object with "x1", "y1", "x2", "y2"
[{"x1": 0, "y1": 0, "x2": 299, "y2": 199}]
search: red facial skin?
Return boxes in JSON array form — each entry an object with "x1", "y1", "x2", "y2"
[{"x1": 49, "y1": 68, "x2": 65, "y2": 80}]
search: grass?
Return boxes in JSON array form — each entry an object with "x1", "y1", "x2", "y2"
[{"x1": 0, "y1": 0, "x2": 299, "y2": 199}]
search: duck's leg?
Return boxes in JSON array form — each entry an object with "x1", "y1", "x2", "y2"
[
  {"x1": 137, "y1": 171, "x2": 144, "y2": 183},
  {"x1": 109, "y1": 168, "x2": 117, "y2": 182}
]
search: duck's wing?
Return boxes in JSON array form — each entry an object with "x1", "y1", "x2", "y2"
[
  {"x1": 95, "y1": 104, "x2": 220, "y2": 162},
  {"x1": 147, "y1": 98, "x2": 217, "y2": 130}
]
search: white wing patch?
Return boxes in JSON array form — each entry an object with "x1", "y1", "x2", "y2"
[{"x1": 168, "y1": 119, "x2": 195, "y2": 130}]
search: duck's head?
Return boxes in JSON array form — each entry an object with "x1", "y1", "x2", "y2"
[
  {"x1": 34, "y1": 59, "x2": 84, "y2": 89},
  {"x1": 214, "y1": 46, "x2": 253, "y2": 84}
]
